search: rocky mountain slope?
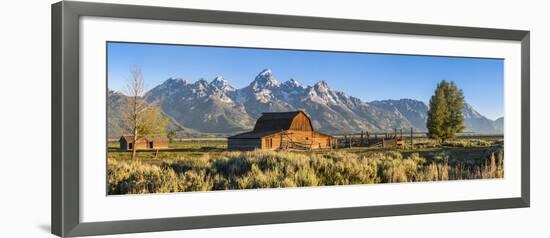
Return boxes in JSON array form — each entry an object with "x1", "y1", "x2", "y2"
[{"x1": 108, "y1": 69, "x2": 503, "y2": 137}]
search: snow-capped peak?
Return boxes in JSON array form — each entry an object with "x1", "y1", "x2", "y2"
[
  {"x1": 250, "y1": 68, "x2": 279, "y2": 90},
  {"x1": 258, "y1": 68, "x2": 273, "y2": 77},
  {"x1": 165, "y1": 77, "x2": 187, "y2": 85},
  {"x1": 194, "y1": 78, "x2": 209, "y2": 89},
  {"x1": 303, "y1": 80, "x2": 342, "y2": 105},
  {"x1": 157, "y1": 77, "x2": 188, "y2": 91},
  {"x1": 212, "y1": 76, "x2": 226, "y2": 83},
  {"x1": 283, "y1": 78, "x2": 302, "y2": 88},
  {"x1": 210, "y1": 76, "x2": 235, "y2": 91},
  {"x1": 314, "y1": 80, "x2": 330, "y2": 91},
  {"x1": 144, "y1": 77, "x2": 189, "y2": 99}
]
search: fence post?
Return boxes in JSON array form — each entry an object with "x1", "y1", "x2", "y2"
[
  {"x1": 360, "y1": 131, "x2": 364, "y2": 146},
  {"x1": 349, "y1": 134, "x2": 352, "y2": 149},
  {"x1": 366, "y1": 131, "x2": 370, "y2": 146}
]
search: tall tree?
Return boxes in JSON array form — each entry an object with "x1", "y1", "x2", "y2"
[
  {"x1": 443, "y1": 81, "x2": 465, "y2": 140},
  {"x1": 426, "y1": 80, "x2": 465, "y2": 142},
  {"x1": 123, "y1": 66, "x2": 168, "y2": 160},
  {"x1": 427, "y1": 81, "x2": 448, "y2": 142}
]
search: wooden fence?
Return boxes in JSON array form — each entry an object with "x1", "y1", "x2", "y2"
[
  {"x1": 333, "y1": 128, "x2": 412, "y2": 148},
  {"x1": 333, "y1": 128, "x2": 504, "y2": 149}
]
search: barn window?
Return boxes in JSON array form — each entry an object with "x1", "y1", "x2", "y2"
[
  {"x1": 149, "y1": 142, "x2": 154, "y2": 148},
  {"x1": 129, "y1": 143, "x2": 133, "y2": 149},
  {"x1": 266, "y1": 138, "x2": 272, "y2": 148}
]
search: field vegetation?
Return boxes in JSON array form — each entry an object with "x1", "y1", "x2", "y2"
[{"x1": 108, "y1": 138, "x2": 503, "y2": 194}]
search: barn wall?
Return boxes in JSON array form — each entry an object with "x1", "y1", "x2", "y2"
[
  {"x1": 261, "y1": 130, "x2": 332, "y2": 150},
  {"x1": 133, "y1": 140, "x2": 149, "y2": 150},
  {"x1": 311, "y1": 132, "x2": 332, "y2": 149},
  {"x1": 228, "y1": 138, "x2": 261, "y2": 150},
  {"x1": 153, "y1": 140, "x2": 169, "y2": 149},
  {"x1": 262, "y1": 133, "x2": 283, "y2": 150}
]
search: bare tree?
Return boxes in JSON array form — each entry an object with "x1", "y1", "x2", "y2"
[
  {"x1": 123, "y1": 66, "x2": 168, "y2": 160},
  {"x1": 124, "y1": 66, "x2": 146, "y2": 160}
]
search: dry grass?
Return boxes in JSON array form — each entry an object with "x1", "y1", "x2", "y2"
[{"x1": 108, "y1": 145, "x2": 504, "y2": 194}]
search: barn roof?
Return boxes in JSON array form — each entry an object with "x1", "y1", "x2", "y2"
[
  {"x1": 228, "y1": 111, "x2": 333, "y2": 139},
  {"x1": 119, "y1": 135, "x2": 168, "y2": 143},
  {"x1": 253, "y1": 111, "x2": 306, "y2": 132}
]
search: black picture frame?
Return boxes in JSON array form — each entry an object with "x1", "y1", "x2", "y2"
[{"x1": 51, "y1": 1, "x2": 530, "y2": 237}]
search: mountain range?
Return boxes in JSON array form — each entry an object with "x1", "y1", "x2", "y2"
[{"x1": 108, "y1": 69, "x2": 503, "y2": 137}]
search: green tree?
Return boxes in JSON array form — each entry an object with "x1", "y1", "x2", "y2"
[
  {"x1": 443, "y1": 81, "x2": 465, "y2": 139},
  {"x1": 136, "y1": 106, "x2": 169, "y2": 137},
  {"x1": 426, "y1": 80, "x2": 465, "y2": 142}
]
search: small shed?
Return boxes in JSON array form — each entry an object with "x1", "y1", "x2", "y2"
[
  {"x1": 119, "y1": 135, "x2": 169, "y2": 151},
  {"x1": 228, "y1": 111, "x2": 333, "y2": 150}
]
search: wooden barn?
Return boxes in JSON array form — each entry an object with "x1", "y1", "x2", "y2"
[
  {"x1": 228, "y1": 111, "x2": 333, "y2": 150},
  {"x1": 119, "y1": 135, "x2": 169, "y2": 151}
]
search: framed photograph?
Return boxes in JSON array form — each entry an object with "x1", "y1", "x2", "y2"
[{"x1": 52, "y1": 1, "x2": 530, "y2": 237}]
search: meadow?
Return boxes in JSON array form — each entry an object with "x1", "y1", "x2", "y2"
[{"x1": 107, "y1": 137, "x2": 504, "y2": 195}]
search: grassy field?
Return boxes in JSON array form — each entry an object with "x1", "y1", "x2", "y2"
[{"x1": 107, "y1": 138, "x2": 504, "y2": 195}]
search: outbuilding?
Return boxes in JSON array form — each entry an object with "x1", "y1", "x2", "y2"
[{"x1": 119, "y1": 135, "x2": 169, "y2": 151}]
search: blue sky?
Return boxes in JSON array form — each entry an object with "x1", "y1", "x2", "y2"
[{"x1": 107, "y1": 42, "x2": 504, "y2": 120}]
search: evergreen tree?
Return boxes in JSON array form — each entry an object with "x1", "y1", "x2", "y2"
[
  {"x1": 426, "y1": 80, "x2": 465, "y2": 142},
  {"x1": 427, "y1": 81, "x2": 449, "y2": 142},
  {"x1": 443, "y1": 81, "x2": 465, "y2": 139}
]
